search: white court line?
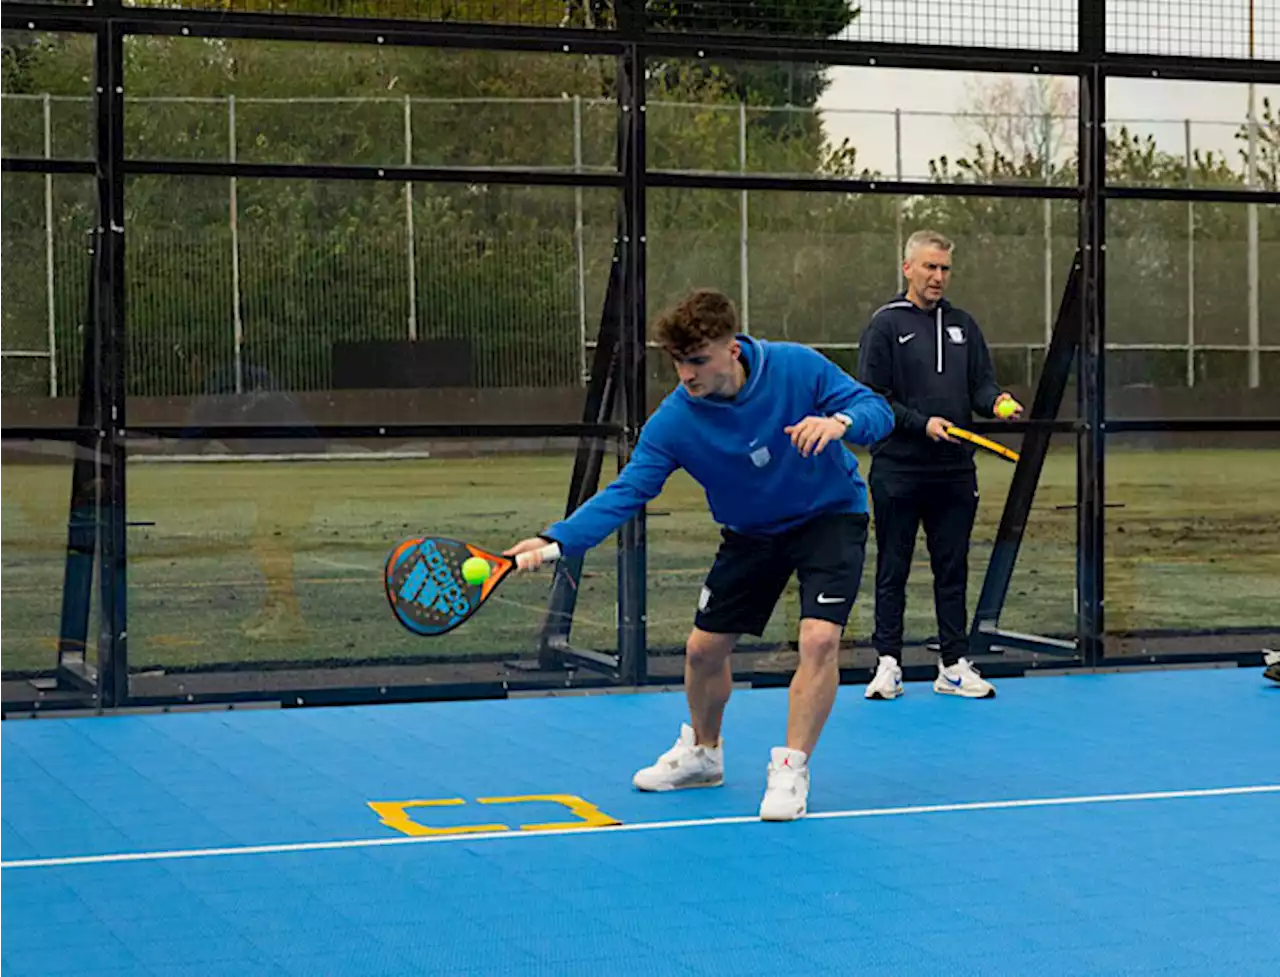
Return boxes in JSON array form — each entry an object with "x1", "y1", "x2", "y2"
[{"x1": 3, "y1": 784, "x2": 1277, "y2": 871}]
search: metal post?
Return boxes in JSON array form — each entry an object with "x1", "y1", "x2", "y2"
[
  {"x1": 574, "y1": 94, "x2": 587, "y2": 379},
  {"x1": 1043, "y1": 110, "x2": 1054, "y2": 353},
  {"x1": 1185, "y1": 118, "x2": 1196, "y2": 388},
  {"x1": 44, "y1": 93, "x2": 58, "y2": 398},
  {"x1": 1077, "y1": 1, "x2": 1107, "y2": 668},
  {"x1": 615, "y1": 15, "x2": 648, "y2": 685},
  {"x1": 94, "y1": 15, "x2": 129, "y2": 707},
  {"x1": 622, "y1": 43, "x2": 649, "y2": 687},
  {"x1": 894, "y1": 108, "x2": 904, "y2": 287},
  {"x1": 404, "y1": 94, "x2": 418, "y2": 342},
  {"x1": 229, "y1": 95, "x2": 243, "y2": 393},
  {"x1": 739, "y1": 99, "x2": 750, "y2": 333},
  {"x1": 1246, "y1": 2, "x2": 1260, "y2": 388}
]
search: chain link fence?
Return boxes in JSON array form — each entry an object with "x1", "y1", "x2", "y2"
[{"x1": 2, "y1": 93, "x2": 1276, "y2": 398}]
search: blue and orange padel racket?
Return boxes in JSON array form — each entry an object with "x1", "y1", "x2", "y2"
[{"x1": 384, "y1": 536, "x2": 561, "y2": 636}]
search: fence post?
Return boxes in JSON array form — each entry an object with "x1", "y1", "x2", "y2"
[
  {"x1": 1185, "y1": 118, "x2": 1195, "y2": 388},
  {"x1": 1246, "y1": 82, "x2": 1260, "y2": 388},
  {"x1": 574, "y1": 94, "x2": 587, "y2": 381},
  {"x1": 229, "y1": 94, "x2": 244, "y2": 393},
  {"x1": 1043, "y1": 110, "x2": 1053, "y2": 354},
  {"x1": 894, "y1": 108, "x2": 904, "y2": 289},
  {"x1": 44, "y1": 93, "x2": 58, "y2": 398},
  {"x1": 404, "y1": 94, "x2": 418, "y2": 342},
  {"x1": 739, "y1": 99, "x2": 750, "y2": 333}
]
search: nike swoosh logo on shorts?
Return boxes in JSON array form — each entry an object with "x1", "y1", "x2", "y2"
[{"x1": 816, "y1": 594, "x2": 844, "y2": 604}]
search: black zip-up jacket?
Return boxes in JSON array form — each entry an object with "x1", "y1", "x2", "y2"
[{"x1": 856, "y1": 293, "x2": 1003, "y2": 473}]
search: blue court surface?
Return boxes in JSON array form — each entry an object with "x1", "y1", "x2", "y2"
[{"x1": 2, "y1": 667, "x2": 1277, "y2": 976}]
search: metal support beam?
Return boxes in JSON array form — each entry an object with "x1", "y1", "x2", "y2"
[
  {"x1": 2, "y1": 159, "x2": 98, "y2": 175},
  {"x1": 646, "y1": 171, "x2": 1081, "y2": 200},
  {"x1": 5, "y1": 0, "x2": 1280, "y2": 84},
  {"x1": 1077, "y1": 2, "x2": 1107, "y2": 669},
  {"x1": 53, "y1": 231, "x2": 105, "y2": 698},
  {"x1": 116, "y1": 159, "x2": 625, "y2": 188},
  {"x1": 0, "y1": 3, "x2": 627, "y2": 54},
  {"x1": 970, "y1": 254, "x2": 1082, "y2": 654},
  {"x1": 93, "y1": 15, "x2": 129, "y2": 707},
  {"x1": 533, "y1": 245, "x2": 624, "y2": 673},
  {"x1": 616, "y1": 2, "x2": 648, "y2": 688}
]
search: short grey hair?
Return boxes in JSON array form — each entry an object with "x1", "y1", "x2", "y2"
[{"x1": 904, "y1": 229, "x2": 955, "y2": 265}]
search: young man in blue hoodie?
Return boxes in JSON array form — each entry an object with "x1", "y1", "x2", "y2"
[{"x1": 506, "y1": 288, "x2": 894, "y2": 821}]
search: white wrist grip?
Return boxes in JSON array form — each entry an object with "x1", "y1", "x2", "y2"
[{"x1": 515, "y1": 541, "x2": 562, "y2": 570}]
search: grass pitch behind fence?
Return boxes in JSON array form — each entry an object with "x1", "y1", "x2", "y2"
[{"x1": 2, "y1": 444, "x2": 1277, "y2": 676}]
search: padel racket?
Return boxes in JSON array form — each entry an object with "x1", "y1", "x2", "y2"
[
  {"x1": 384, "y1": 536, "x2": 561, "y2": 637},
  {"x1": 946, "y1": 426, "x2": 1020, "y2": 464}
]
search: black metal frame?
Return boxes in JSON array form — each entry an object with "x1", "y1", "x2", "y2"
[
  {"x1": 1077, "y1": 10, "x2": 1107, "y2": 669},
  {"x1": 4, "y1": 0, "x2": 1279, "y2": 713},
  {"x1": 969, "y1": 253, "x2": 1083, "y2": 661}
]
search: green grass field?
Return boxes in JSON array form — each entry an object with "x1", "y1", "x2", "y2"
[{"x1": 2, "y1": 444, "x2": 1277, "y2": 676}]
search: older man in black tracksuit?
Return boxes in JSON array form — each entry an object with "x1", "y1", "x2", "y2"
[{"x1": 857, "y1": 230, "x2": 1021, "y2": 700}]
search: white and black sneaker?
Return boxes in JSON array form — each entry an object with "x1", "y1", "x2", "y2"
[
  {"x1": 865, "y1": 655, "x2": 904, "y2": 700},
  {"x1": 934, "y1": 658, "x2": 996, "y2": 698}
]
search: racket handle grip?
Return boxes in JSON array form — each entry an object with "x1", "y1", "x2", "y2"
[{"x1": 515, "y1": 541, "x2": 562, "y2": 570}]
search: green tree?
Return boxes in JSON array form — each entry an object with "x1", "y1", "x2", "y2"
[
  {"x1": 915, "y1": 111, "x2": 1277, "y2": 390},
  {"x1": 645, "y1": 1, "x2": 861, "y2": 151}
]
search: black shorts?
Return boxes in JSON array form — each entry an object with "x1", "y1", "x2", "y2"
[{"x1": 694, "y1": 511, "x2": 869, "y2": 637}]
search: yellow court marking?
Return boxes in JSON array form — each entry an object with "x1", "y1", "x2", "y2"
[
  {"x1": 367, "y1": 798, "x2": 507, "y2": 837},
  {"x1": 368, "y1": 795, "x2": 622, "y2": 837},
  {"x1": 477, "y1": 794, "x2": 622, "y2": 832}
]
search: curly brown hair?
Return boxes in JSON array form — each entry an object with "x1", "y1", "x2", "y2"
[{"x1": 653, "y1": 288, "x2": 739, "y2": 354}]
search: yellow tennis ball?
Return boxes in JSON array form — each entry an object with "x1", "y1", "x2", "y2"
[
  {"x1": 995, "y1": 399, "x2": 1020, "y2": 419},
  {"x1": 461, "y1": 557, "x2": 490, "y2": 586}
]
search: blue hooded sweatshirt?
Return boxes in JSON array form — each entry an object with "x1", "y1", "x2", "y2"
[{"x1": 543, "y1": 336, "x2": 894, "y2": 554}]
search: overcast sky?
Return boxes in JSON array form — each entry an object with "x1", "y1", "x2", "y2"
[{"x1": 815, "y1": 0, "x2": 1279, "y2": 177}]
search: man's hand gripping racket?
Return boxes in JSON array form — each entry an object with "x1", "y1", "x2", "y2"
[
  {"x1": 926, "y1": 393, "x2": 1023, "y2": 464},
  {"x1": 384, "y1": 535, "x2": 561, "y2": 636}
]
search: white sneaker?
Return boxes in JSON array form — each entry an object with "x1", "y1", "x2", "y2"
[
  {"x1": 759, "y1": 747, "x2": 809, "y2": 821},
  {"x1": 865, "y1": 655, "x2": 904, "y2": 700},
  {"x1": 632, "y1": 723, "x2": 724, "y2": 791},
  {"x1": 1264, "y1": 649, "x2": 1280, "y2": 684},
  {"x1": 934, "y1": 658, "x2": 996, "y2": 698}
]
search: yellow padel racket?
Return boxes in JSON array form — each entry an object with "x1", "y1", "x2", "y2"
[{"x1": 946, "y1": 426, "x2": 1020, "y2": 464}]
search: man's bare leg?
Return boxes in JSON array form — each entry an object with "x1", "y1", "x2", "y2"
[
  {"x1": 685, "y1": 627, "x2": 737, "y2": 745},
  {"x1": 786, "y1": 618, "x2": 842, "y2": 756},
  {"x1": 632, "y1": 628, "x2": 737, "y2": 792},
  {"x1": 758, "y1": 617, "x2": 842, "y2": 821}
]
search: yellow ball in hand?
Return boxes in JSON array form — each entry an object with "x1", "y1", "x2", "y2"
[{"x1": 995, "y1": 398, "x2": 1020, "y2": 419}]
